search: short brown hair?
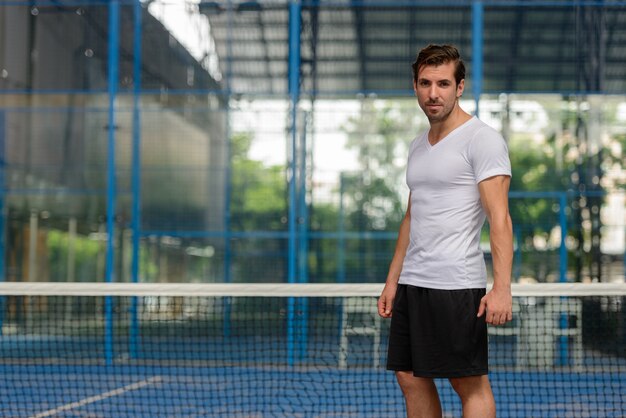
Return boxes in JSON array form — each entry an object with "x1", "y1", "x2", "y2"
[{"x1": 411, "y1": 44, "x2": 465, "y2": 86}]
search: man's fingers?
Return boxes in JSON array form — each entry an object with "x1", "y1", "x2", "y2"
[
  {"x1": 476, "y1": 297, "x2": 487, "y2": 317},
  {"x1": 487, "y1": 310, "x2": 513, "y2": 326},
  {"x1": 378, "y1": 296, "x2": 392, "y2": 318},
  {"x1": 384, "y1": 297, "x2": 392, "y2": 317}
]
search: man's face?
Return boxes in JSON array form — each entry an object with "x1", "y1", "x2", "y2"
[{"x1": 414, "y1": 61, "x2": 465, "y2": 123}]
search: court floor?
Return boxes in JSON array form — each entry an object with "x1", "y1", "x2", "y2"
[{"x1": 1, "y1": 365, "x2": 624, "y2": 418}]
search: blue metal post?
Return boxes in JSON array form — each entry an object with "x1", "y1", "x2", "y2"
[
  {"x1": 0, "y1": 111, "x2": 6, "y2": 335},
  {"x1": 338, "y1": 173, "x2": 346, "y2": 284},
  {"x1": 223, "y1": 0, "x2": 234, "y2": 339},
  {"x1": 287, "y1": 0, "x2": 302, "y2": 367},
  {"x1": 298, "y1": 114, "x2": 309, "y2": 283},
  {"x1": 559, "y1": 193, "x2": 568, "y2": 283},
  {"x1": 298, "y1": 112, "x2": 309, "y2": 359},
  {"x1": 336, "y1": 173, "x2": 346, "y2": 353},
  {"x1": 558, "y1": 193, "x2": 569, "y2": 366},
  {"x1": 472, "y1": 1, "x2": 483, "y2": 117},
  {"x1": 105, "y1": 0, "x2": 120, "y2": 366},
  {"x1": 129, "y1": 0, "x2": 143, "y2": 359}
]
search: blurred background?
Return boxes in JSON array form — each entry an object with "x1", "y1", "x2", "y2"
[
  {"x1": 0, "y1": 0, "x2": 624, "y2": 288},
  {"x1": 1, "y1": 3, "x2": 625, "y2": 415}
]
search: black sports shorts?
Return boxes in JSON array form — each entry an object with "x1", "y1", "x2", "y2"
[{"x1": 386, "y1": 284, "x2": 488, "y2": 378}]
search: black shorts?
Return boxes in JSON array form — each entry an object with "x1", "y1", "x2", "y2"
[{"x1": 386, "y1": 284, "x2": 488, "y2": 378}]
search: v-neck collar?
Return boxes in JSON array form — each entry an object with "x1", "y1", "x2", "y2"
[{"x1": 426, "y1": 116, "x2": 476, "y2": 149}]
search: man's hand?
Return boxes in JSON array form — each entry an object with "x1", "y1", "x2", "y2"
[
  {"x1": 477, "y1": 287, "x2": 512, "y2": 326},
  {"x1": 378, "y1": 283, "x2": 397, "y2": 318}
]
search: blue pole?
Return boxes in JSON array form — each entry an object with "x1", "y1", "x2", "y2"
[
  {"x1": 559, "y1": 193, "x2": 568, "y2": 283},
  {"x1": 558, "y1": 192, "x2": 568, "y2": 366},
  {"x1": 298, "y1": 112, "x2": 309, "y2": 359},
  {"x1": 472, "y1": 1, "x2": 483, "y2": 117},
  {"x1": 222, "y1": 0, "x2": 234, "y2": 339},
  {"x1": 337, "y1": 173, "x2": 346, "y2": 351},
  {"x1": 298, "y1": 113, "x2": 308, "y2": 286},
  {"x1": 338, "y1": 173, "x2": 346, "y2": 284},
  {"x1": 287, "y1": 0, "x2": 301, "y2": 367},
  {"x1": 0, "y1": 111, "x2": 6, "y2": 336},
  {"x1": 105, "y1": 0, "x2": 120, "y2": 366},
  {"x1": 129, "y1": 0, "x2": 143, "y2": 359},
  {"x1": 288, "y1": 0, "x2": 301, "y2": 288}
]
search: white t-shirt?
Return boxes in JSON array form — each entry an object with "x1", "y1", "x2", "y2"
[{"x1": 398, "y1": 116, "x2": 511, "y2": 290}]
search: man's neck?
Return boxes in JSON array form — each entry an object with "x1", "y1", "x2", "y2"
[{"x1": 428, "y1": 106, "x2": 473, "y2": 145}]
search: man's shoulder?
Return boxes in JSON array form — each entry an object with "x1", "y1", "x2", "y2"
[
  {"x1": 408, "y1": 131, "x2": 427, "y2": 151},
  {"x1": 468, "y1": 117, "x2": 502, "y2": 138}
]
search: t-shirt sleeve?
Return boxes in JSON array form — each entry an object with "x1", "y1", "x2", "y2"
[
  {"x1": 470, "y1": 127, "x2": 512, "y2": 184},
  {"x1": 407, "y1": 134, "x2": 422, "y2": 156}
]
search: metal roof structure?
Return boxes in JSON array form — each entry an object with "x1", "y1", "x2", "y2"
[{"x1": 202, "y1": 0, "x2": 626, "y2": 97}]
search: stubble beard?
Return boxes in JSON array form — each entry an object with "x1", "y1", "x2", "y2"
[{"x1": 423, "y1": 99, "x2": 457, "y2": 124}]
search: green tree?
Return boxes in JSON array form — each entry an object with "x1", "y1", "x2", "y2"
[
  {"x1": 333, "y1": 100, "x2": 424, "y2": 282},
  {"x1": 507, "y1": 134, "x2": 572, "y2": 281},
  {"x1": 229, "y1": 132, "x2": 287, "y2": 282}
]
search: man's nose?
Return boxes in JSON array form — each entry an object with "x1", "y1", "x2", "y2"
[{"x1": 428, "y1": 85, "x2": 438, "y2": 99}]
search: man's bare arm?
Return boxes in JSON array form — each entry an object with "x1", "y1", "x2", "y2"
[
  {"x1": 477, "y1": 175, "x2": 513, "y2": 326},
  {"x1": 378, "y1": 194, "x2": 411, "y2": 318}
]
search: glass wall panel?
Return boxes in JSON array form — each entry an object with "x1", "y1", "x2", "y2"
[
  {"x1": 0, "y1": 1, "x2": 623, "y2": 286},
  {"x1": 1, "y1": 94, "x2": 111, "y2": 282},
  {"x1": 0, "y1": 4, "x2": 110, "y2": 92}
]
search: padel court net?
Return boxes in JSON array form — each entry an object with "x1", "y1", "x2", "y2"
[{"x1": 0, "y1": 282, "x2": 624, "y2": 417}]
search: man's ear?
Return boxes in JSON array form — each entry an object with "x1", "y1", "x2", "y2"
[
  {"x1": 457, "y1": 79, "x2": 465, "y2": 97},
  {"x1": 413, "y1": 79, "x2": 418, "y2": 95}
]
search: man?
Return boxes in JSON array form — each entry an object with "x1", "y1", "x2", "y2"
[{"x1": 378, "y1": 44, "x2": 513, "y2": 418}]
